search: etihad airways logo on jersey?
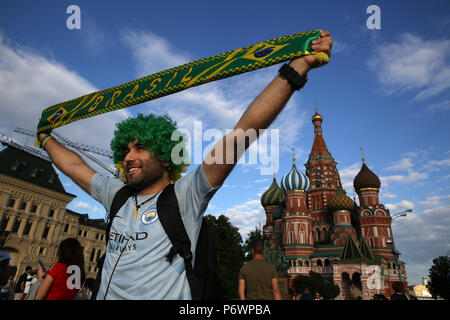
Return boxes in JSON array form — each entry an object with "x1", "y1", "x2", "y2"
[{"x1": 108, "y1": 232, "x2": 148, "y2": 252}]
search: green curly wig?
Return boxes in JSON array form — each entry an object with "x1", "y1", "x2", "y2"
[{"x1": 110, "y1": 113, "x2": 189, "y2": 181}]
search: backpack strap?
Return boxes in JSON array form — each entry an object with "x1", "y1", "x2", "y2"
[
  {"x1": 157, "y1": 184, "x2": 193, "y2": 276},
  {"x1": 91, "y1": 184, "x2": 134, "y2": 300},
  {"x1": 105, "y1": 185, "x2": 135, "y2": 244}
]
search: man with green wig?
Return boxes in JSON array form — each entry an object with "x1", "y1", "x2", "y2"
[{"x1": 37, "y1": 31, "x2": 332, "y2": 300}]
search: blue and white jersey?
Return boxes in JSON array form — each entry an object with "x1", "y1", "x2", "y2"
[{"x1": 90, "y1": 165, "x2": 219, "y2": 300}]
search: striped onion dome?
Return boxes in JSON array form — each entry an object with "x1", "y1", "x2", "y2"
[
  {"x1": 281, "y1": 162, "x2": 311, "y2": 192},
  {"x1": 261, "y1": 175, "x2": 285, "y2": 207},
  {"x1": 329, "y1": 185, "x2": 355, "y2": 211},
  {"x1": 353, "y1": 159, "x2": 381, "y2": 192}
]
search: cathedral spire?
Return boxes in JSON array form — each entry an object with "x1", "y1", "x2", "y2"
[{"x1": 309, "y1": 105, "x2": 332, "y2": 161}]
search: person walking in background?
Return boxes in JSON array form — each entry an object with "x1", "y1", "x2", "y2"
[
  {"x1": 25, "y1": 262, "x2": 46, "y2": 300},
  {"x1": 21, "y1": 270, "x2": 34, "y2": 300},
  {"x1": 238, "y1": 241, "x2": 281, "y2": 300},
  {"x1": 14, "y1": 265, "x2": 32, "y2": 300},
  {"x1": 35, "y1": 238, "x2": 85, "y2": 300},
  {"x1": 390, "y1": 281, "x2": 409, "y2": 300}
]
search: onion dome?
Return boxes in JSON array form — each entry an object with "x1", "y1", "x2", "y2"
[
  {"x1": 353, "y1": 158, "x2": 381, "y2": 191},
  {"x1": 261, "y1": 174, "x2": 285, "y2": 207},
  {"x1": 329, "y1": 185, "x2": 355, "y2": 212},
  {"x1": 311, "y1": 106, "x2": 323, "y2": 123},
  {"x1": 281, "y1": 153, "x2": 311, "y2": 192}
]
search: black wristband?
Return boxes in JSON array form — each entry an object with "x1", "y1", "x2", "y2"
[{"x1": 278, "y1": 63, "x2": 308, "y2": 91}]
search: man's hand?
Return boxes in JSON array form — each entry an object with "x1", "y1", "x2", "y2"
[{"x1": 290, "y1": 30, "x2": 333, "y2": 73}]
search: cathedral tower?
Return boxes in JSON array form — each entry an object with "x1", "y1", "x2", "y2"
[
  {"x1": 281, "y1": 154, "x2": 314, "y2": 258},
  {"x1": 354, "y1": 157, "x2": 395, "y2": 259}
]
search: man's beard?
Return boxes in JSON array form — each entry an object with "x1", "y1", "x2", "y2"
[{"x1": 125, "y1": 164, "x2": 165, "y2": 192}]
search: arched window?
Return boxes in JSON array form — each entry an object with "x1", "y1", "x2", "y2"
[
  {"x1": 304, "y1": 260, "x2": 310, "y2": 267},
  {"x1": 321, "y1": 228, "x2": 327, "y2": 241},
  {"x1": 324, "y1": 259, "x2": 330, "y2": 267},
  {"x1": 7, "y1": 199, "x2": 15, "y2": 208},
  {"x1": 317, "y1": 259, "x2": 323, "y2": 267}
]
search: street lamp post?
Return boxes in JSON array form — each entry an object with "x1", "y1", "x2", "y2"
[
  {"x1": 391, "y1": 209, "x2": 413, "y2": 221},
  {"x1": 390, "y1": 209, "x2": 412, "y2": 296}
]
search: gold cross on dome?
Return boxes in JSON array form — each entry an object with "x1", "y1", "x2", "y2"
[{"x1": 360, "y1": 146, "x2": 366, "y2": 163}]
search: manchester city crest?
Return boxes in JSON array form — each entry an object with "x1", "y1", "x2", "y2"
[{"x1": 141, "y1": 208, "x2": 158, "y2": 225}]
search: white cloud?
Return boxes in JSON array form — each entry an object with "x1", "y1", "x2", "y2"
[
  {"x1": 385, "y1": 200, "x2": 415, "y2": 213},
  {"x1": 214, "y1": 199, "x2": 266, "y2": 239},
  {"x1": 121, "y1": 30, "x2": 190, "y2": 76},
  {"x1": 71, "y1": 200, "x2": 92, "y2": 211},
  {"x1": 424, "y1": 158, "x2": 450, "y2": 171},
  {"x1": 385, "y1": 158, "x2": 414, "y2": 171},
  {"x1": 0, "y1": 34, "x2": 96, "y2": 132},
  {"x1": 391, "y1": 204, "x2": 450, "y2": 284},
  {"x1": 0, "y1": 33, "x2": 131, "y2": 175},
  {"x1": 337, "y1": 162, "x2": 361, "y2": 194},
  {"x1": 418, "y1": 194, "x2": 450, "y2": 209},
  {"x1": 367, "y1": 33, "x2": 450, "y2": 100},
  {"x1": 427, "y1": 100, "x2": 450, "y2": 113},
  {"x1": 380, "y1": 171, "x2": 428, "y2": 186},
  {"x1": 380, "y1": 191, "x2": 397, "y2": 199}
]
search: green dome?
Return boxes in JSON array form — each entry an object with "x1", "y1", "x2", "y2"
[
  {"x1": 261, "y1": 176, "x2": 286, "y2": 207},
  {"x1": 329, "y1": 185, "x2": 355, "y2": 212}
]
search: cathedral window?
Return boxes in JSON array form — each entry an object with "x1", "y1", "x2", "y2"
[{"x1": 317, "y1": 259, "x2": 323, "y2": 267}]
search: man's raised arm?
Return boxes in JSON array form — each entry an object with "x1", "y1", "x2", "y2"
[
  {"x1": 203, "y1": 31, "x2": 333, "y2": 188},
  {"x1": 37, "y1": 132, "x2": 96, "y2": 194}
]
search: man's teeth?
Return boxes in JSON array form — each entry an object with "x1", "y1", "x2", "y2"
[{"x1": 129, "y1": 168, "x2": 139, "y2": 172}]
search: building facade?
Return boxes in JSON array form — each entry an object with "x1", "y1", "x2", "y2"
[
  {"x1": 261, "y1": 110, "x2": 408, "y2": 300},
  {"x1": 0, "y1": 145, "x2": 106, "y2": 283}
]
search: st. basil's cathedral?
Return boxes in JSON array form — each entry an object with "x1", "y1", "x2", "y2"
[{"x1": 260, "y1": 109, "x2": 408, "y2": 300}]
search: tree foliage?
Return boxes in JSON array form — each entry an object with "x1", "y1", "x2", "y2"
[
  {"x1": 204, "y1": 214, "x2": 245, "y2": 299},
  {"x1": 242, "y1": 225, "x2": 268, "y2": 261},
  {"x1": 292, "y1": 271, "x2": 340, "y2": 300},
  {"x1": 427, "y1": 255, "x2": 450, "y2": 300}
]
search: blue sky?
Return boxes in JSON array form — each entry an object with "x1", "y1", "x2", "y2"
[{"x1": 1, "y1": 0, "x2": 449, "y2": 286}]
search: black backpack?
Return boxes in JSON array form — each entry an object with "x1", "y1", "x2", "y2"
[{"x1": 92, "y1": 183, "x2": 223, "y2": 300}]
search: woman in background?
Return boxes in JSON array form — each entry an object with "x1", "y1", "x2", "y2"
[{"x1": 35, "y1": 238, "x2": 85, "y2": 300}]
